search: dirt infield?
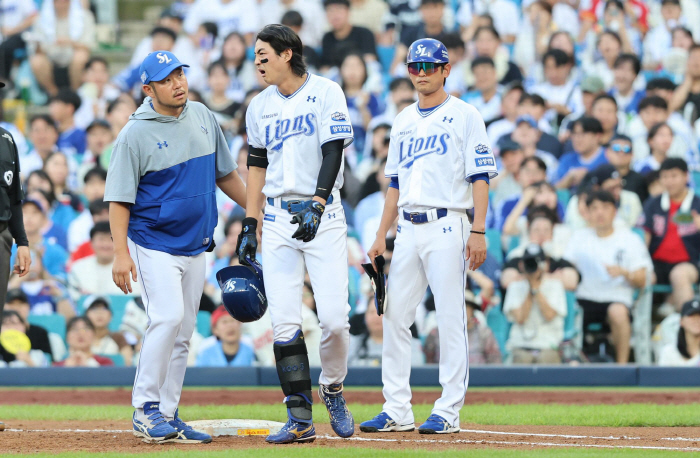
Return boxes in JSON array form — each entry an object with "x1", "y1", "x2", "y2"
[
  {"x1": 2, "y1": 421, "x2": 700, "y2": 454},
  {"x1": 1, "y1": 388, "x2": 699, "y2": 406}
]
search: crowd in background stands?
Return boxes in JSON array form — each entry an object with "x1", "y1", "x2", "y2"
[{"x1": 2, "y1": 0, "x2": 700, "y2": 369}]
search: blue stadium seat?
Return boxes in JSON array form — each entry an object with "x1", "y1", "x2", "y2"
[
  {"x1": 485, "y1": 229, "x2": 503, "y2": 263},
  {"x1": 28, "y1": 314, "x2": 67, "y2": 341},
  {"x1": 197, "y1": 310, "x2": 212, "y2": 338},
  {"x1": 377, "y1": 46, "x2": 395, "y2": 73},
  {"x1": 563, "y1": 292, "x2": 579, "y2": 341},
  {"x1": 98, "y1": 353, "x2": 125, "y2": 367},
  {"x1": 692, "y1": 171, "x2": 700, "y2": 194},
  {"x1": 485, "y1": 306, "x2": 511, "y2": 357}
]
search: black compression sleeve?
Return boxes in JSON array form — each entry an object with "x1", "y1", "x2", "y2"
[
  {"x1": 315, "y1": 140, "x2": 344, "y2": 201},
  {"x1": 247, "y1": 145, "x2": 269, "y2": 168},
  {"x1": 8, "y1": 203, "x2": 28, "y2": 247}
]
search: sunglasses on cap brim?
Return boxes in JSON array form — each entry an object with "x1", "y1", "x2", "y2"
[{"x1": 407, "y1": 62, "x2": 444, "y2": 76}]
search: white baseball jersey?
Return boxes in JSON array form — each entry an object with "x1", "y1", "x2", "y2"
[
  {"x1": 245, "y1": 74, "x2": 354, "y2": 198},
  {"x1": 385, "y1": 95, "x2": 498, "y2": 211}
]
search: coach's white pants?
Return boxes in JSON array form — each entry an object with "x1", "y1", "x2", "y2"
[
  {"x1": 262, "y1": 201, "x2": 350, "y2": 386},
  {"x1": 382, "y1": 213, "x2": 470, "y2": 427},
  {"x1": 129, "y1": 238, "x2": 206, "y2": 418}
]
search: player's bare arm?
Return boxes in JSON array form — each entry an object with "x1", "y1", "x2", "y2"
[
  {"x1": 216, "y1": 170, "x2": 247, "y2": 209},
  {"x1": 109, "y1": 202, "x2": 137, "y2": 294},
  {"x1": 368, "y1": 187, "x2": 399, "y2": 270},
  {"x1": 466, "y1": 180, "x2": 489, "y2": 271}
]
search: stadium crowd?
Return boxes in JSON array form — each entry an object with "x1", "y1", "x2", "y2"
[{"x1": 2, "y1": 0, "x2": 700, "y2": 369}]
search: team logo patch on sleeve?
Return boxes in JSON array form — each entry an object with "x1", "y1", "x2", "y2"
[
  {"x1": 475, "y1": 157, "x2": 495, "y2": 167},
  {"x1": 475, "y1": 144, "x2": 492, "y2": 155},
  {"x1": 330, "y1": 125, "x2": 352, "y2": 134},
  {"x1": 331, "y1": 112, "x2": 347, "y2": 122}
]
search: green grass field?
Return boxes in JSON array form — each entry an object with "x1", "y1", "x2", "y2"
[
  {"x1": 2, "y1": 402, "x2": 699, "y2": 427},
  {"x1": 2, "y1": 388, "x2": 698, "y2": 457}
]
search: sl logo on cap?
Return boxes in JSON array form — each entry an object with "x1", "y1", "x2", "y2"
[{"x1": 156, "y1": 52, "x2": 172, "y2": 64}]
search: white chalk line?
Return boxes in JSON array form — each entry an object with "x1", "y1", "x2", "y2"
[
  {"x1": 6, "y1": 428, "x2": 699, "y2": 451},
  {"x1": 320, "y1": 435, "x2": 700, "y2": 452}
]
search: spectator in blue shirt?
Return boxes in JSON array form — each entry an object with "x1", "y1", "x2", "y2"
[
  {"x1": 49, "y1": 89, "x2": 86, "y2": 157},
  {"x1": 555, "y1": 117, "x2": 608, "y2": 190},
  {"x1": 195, "y1": 306, "x2": 255, "y2": 367}
]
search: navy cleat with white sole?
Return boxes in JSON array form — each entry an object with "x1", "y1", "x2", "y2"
[
  {"x1": 318, "y1": 383, "x2": 355, "y2": 438},
  {"x1": 418, "y1": 414, "x2": 460, "y2": 434},
  {"x1": 266, "y1": 418, "x2": 316, "y2": 444},
  {"x1": 167, "y1": 409, "x2": 212, "y2": 443},
  {"x1": 132, "y1": 402, "x2": 178, "y2": 443},
  {"x1": 359, "y1": 412, "x2": 415, "y2": 433}
]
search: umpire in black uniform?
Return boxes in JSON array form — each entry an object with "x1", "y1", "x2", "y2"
[{"x1": 0, "y1": 81, "x2": 31, "y2": 431}]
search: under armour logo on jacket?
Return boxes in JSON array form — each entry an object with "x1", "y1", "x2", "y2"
[
  {"x1": 328, "y1": 213, "x2": 336, "y2": 219},
  {"x1": 443, "y1": 227, "x2": 452, "y2": 233},
  {"x1": 443, "y1": 117, "x2": 453, "y2": 123},
  {"x1": 157, "y1": 141, "x2": 168, "y2": 149},
  {"x1": 307, "y1": 96, "x2": 316, "y2": 102}
]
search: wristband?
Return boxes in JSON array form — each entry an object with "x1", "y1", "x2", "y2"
[{"x1": 470, "y1": 230, "x2": 486, "y2": 235}]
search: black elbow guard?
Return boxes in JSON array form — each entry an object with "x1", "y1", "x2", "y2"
[{"x1": 247, "y1": 145, "x2": 269, "y2": 168}]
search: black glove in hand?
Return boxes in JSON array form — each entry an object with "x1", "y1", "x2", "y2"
[
  {"x1": 237, "y1": 217, "x2": 258, "y2": 264},
  {"x1": 290, "y1": 201, "x2": 325, "y2": 242}
]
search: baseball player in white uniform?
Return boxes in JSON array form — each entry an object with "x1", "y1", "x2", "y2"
[
  {"x1": 360, "y1": 38, "x2": 497, "y2": 434},
  {"x1": 105, "y1": 50, "x2": 247, "y2": 443},
  {"x1": 238, "y1": 24, "x2": 355, "y2": 444}
]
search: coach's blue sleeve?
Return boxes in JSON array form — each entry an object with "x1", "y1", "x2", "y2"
[
  {"x1": 471, "y1": 173, "x2": 490, "y2": 184},
  {"x1": 389, "y1": 176, "x2": 399, "y2": 189}
]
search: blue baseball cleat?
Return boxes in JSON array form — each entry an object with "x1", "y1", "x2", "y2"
[
  {"x1": 167, "y1": 409, "x2": 212, "y2": 443},
  {"x1": 132, "y1": 402, "x2": 178, "y2": 443},
  {"x1": 318, "y1": 383, "x2": 354, "y2": 438},
  {"x1": 418, "y1": 414, "x2": 460, "y2": 434},
  {"x1": 360, "y1": 412, "x2": 415, "y2": 433},
  {"x1": 266, "y1": 418, "x2": 316, "y2": 444}
]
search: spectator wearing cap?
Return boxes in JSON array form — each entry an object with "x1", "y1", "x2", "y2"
[
  {"x1": 566, "y1": 164, "x2": 643, "y2": 230},
  {"x1": 490, "y1": 139, "x2": 524, "y2": 206},
  {"x1": 0, "y1": 310, "x2": 49, "y2": 367},
  {"x1": 605, "y1": 134, "x2": 648, "y2": 203},
  {"x1": 78, "y1": 121, "x2": 113, "y2": 184},
  {"x1": 642, "y1": 158, "x2": 700, "y2": 312},
  {"x1": 423, "y1": 290, "x2": 501, "y2": 365},
  {"x1": 9, "y1": 198, "x2": 68, "y2": 281},
  {"x1": 609, "y1": 54, "x2": 646, "y2": 115},
  {"x1": 28, "y1": 0, "x2": 96, "y2": 96},
  {"x1": 504, "y1": 243, "x2": 566, "y2": 364},
  {"x1": 462, "y1": 57, "x2": 502, "y2": 125},
  {"x1": 387, "y1": 0, "x2": 446, "y2": 76},
  {"x1": 642, "y1": 0, "x2": 686, "y2": 71},
  {"x1": 54, "y1": 316, "x2": 113, "y2": 367},
  {"x1": 555, "y1": 117, "x2": 608, "y2": 190},
  {"x1": 511, "y1": 115, "x2": 559, "y2": 182},
  {"x1": 501, "y1": 206, "x2": 580, "y2": 291},
  {"x1": 634, "y1": 123, "x2": 674, "y2": 177},
  {"x1": 69, "y1": 222, "x2": 141, "y2": 300},
  {"x1": 74, "y1": 57, "x2": 122, "y2": 130},
  {"x1": 84, "y1": 296, "x2": 134, "y2": 366},
  {"x1": 49, "y1": 89, "x2": 86, "y2": 157},
  {"x1": 487, "y1": 82, "x2": 524, "y2": 145},
  {"x1": 564, "y1": 190, "x2": 651, "y2": 364},
  {"x1": 531, "y1": 49, "x2": 584, "y2": 128},
  {"x1": 658, "y1": 299, "x2": 700, "y2": 366},
  {"x1": 320, "y1": 0, "x2": 377, "y2": 71},
  {"x1": 195, "y1": 306, "x2": 255, "y2": 367},
  {"x1": 559, "y1": 76, "x2": 606, "y2": 140},
  {"x1": 183, "y1": 0, "x2": 260, "y2": 47},
  {"x1": 4, "y1": 289, "x2": 55, "y2": 360},
  {"x1": 669, "y1": 45, "x2": 700, "y2": 126}
]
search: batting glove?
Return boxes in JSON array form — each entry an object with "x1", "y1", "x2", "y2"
[
  {"x1": 290, "y1": 201, "x2": 325, "y2": 243},
  {"x1": 237, "y1": 217, "x2": 258, "y2": 264}
]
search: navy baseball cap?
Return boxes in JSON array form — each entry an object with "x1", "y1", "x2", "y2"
[{"x1": 139, "y1": 50, "x2": 189, "y2": 85}]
